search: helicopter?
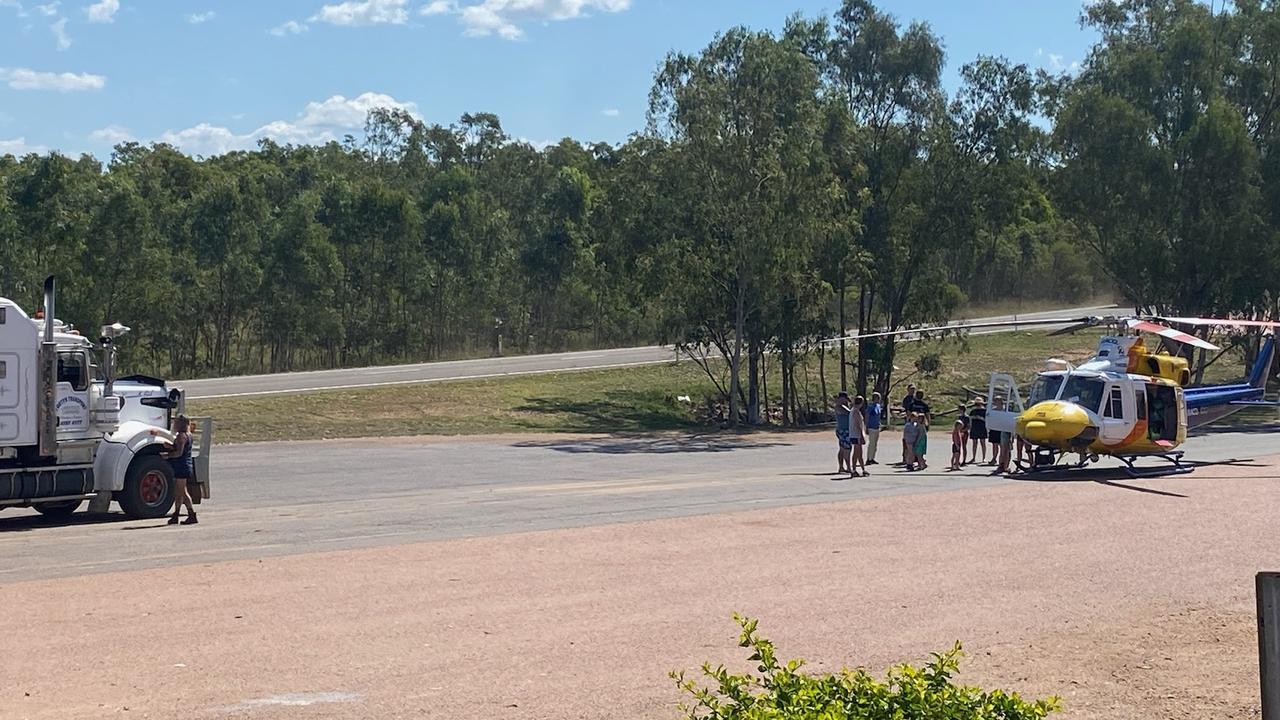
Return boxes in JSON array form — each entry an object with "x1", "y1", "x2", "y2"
[{"x1": 822, "y1": 314, "x2": 1280, "y2": 477}]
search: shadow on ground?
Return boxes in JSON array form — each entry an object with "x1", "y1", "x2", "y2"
[
  {"x1": 512, "y1": 434, "x2": 792, "y2": 455},
  {"x1": 514, "y1": 391, "x2": 699, "y2": 434},
  {"x1": 0, "y1": 511, "x2": 140, "y2": 534},
  {"x1": 1007, "y1": 457, "x2": 1271, "y2": 498}
]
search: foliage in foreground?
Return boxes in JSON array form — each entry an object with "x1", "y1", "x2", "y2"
[{"x1": 674, "y1": 616, "x2": 1060, "y2": 720}]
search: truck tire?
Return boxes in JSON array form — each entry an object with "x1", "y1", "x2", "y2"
[
  {"x1": 118, "y1": 455, "x2": 175, "y2": 519},
  {"x1": 33, "y1": 499, "x2": 84, "y2": 518}
]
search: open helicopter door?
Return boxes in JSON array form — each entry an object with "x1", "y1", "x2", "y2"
[{"x1": 985, "y1": 373, "x2": 1025, "y2": 434}]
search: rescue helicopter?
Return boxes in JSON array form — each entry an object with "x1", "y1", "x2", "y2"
[{"x1": 823, "y1": 314, "x2": 1280, "y2": 477}]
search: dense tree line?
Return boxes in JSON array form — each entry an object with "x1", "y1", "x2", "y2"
[{"x1": 1, "y1": 0, "x2": 1276, "y2": 426}]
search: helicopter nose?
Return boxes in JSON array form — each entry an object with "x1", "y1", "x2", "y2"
[{"x1": 1017, "y1": 401, "x2": 1095, "y2": 448}]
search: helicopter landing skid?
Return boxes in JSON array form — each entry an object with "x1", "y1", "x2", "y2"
[
  {"x1": 1118, "y1": 452, "x2": 1195, "y2": 478},
  {"x1": 1013, "y1": 448, "x2": 1094, "y2": 475}
]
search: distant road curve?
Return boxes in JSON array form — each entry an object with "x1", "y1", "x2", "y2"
[{"x1": 181, "y1": 304, "x2": 1119, "y2": 400}]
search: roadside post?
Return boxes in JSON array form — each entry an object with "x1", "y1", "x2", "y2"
[{"x1": 1261, "y1": 572, "x2": 1280, "y2": 720}]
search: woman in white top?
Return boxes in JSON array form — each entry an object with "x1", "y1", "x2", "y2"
[{"x1": 849, "y1": 396, "x2": 869, "y2": 477}]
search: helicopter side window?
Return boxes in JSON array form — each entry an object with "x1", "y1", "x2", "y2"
[{"x1": 1104, "y1": 387, "x2": 1124, "y2": 419}]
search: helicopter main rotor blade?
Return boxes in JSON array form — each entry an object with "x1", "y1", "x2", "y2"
[
  {"x1": 818, "y1": 316, "x2": 1097, "y2": 345},
  {"x1": 1127, "y1": 319, "x2": 1220, "y2": 351},
  {"x1": 1152, "y1": 316, "x2": 1280, "y2": 329},
  {"x1": 1046, "y1": 319, "x2": 1107, "y2": 336}
]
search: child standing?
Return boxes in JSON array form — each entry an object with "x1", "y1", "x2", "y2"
[
  {"x1": 950, "y1": 419, "x2": 964, "y2": 471},
  {"x1": 901, "y1": 413, "x2": 920, "y2": 471},
  {"x1": 913, "y1": 414, "x2": 928, "y2": 470},
  {"x1": 849, "y1": 396, "x2": 869, "y2": 477}
]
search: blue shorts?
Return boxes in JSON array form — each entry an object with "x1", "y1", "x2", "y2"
[{"x1": 836, "y1": 430, "x2": 852, "y2": 450}]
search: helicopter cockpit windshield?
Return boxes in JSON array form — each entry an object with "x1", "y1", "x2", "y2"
[
  {"x1": 1028, "y1": 373, "x2": 1106, "y2": 414},
  {"x1": 1028, "y1": 375, "x2": 1063, "y2": 405}
]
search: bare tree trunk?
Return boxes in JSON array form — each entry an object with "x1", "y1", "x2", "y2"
[
  {"x1": 761, "y1": 348, "x2": 771, "y2": 425},
  {"x1": 856, "y1": 283, "x2": 869, "y2": 397},
  {"x1": 728, "y1": 282, "x2": 745, "y2": 427},
  {"x1": 748, "y1": 339, "x2": 761, "y2": 426},
  {"x1": 773, "y1": 343, "x2": 783, "y2": 422},
  {"x1": 818, "y1": 344, "x2": 828, "y2": 411},
  {"x1": 838, "y1": 278, "x2": 848, "y2": 390}
]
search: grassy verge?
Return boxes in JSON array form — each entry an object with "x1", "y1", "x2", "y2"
[{"x1": 189, "y1": 331, "x2": 1252, "y2": 443}]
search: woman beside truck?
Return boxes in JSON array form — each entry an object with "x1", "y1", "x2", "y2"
[{"x1": 163, "y1": 415, "x2": 198, "y2": 525}]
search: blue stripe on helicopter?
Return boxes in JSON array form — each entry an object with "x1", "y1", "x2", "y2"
[{"x1": 1183, "y1": 335, "x2": 1275, "y2": 410}]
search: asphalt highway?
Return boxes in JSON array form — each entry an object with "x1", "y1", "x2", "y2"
[
  {"x1": 1, "y1": 424, "x2": 1274, "y2": 583},
  {"x1": 179, "y1": 304, "x2": 1119, "y2": 399}
]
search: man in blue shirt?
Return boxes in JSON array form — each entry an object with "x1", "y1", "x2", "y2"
[
  {"x1": 833, "y1": 391, "x2": 852, "y2": 474},
  {"x1": 866, "y1": 391, "x2": 883, "y2": 465}
]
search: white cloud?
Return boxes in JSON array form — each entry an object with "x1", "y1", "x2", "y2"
[
  {"x1": 310, "y1": 0, "x2": 407, "y2": 26},
  {"x1": 159, "y1": 92, "x2": 420, "y2": 156},
  {"x1": 0, "y1": 0, "x2": 28, "y2": 16},
  {"x1": 517, "y1": 137, "x2": 555, "y2": 151},
  {"x1": 186, "y1": 10, "x2": 214, "y2": 24},
  {"x1": 601, "y1": 108, "x2": 619, "y2": 117},
  {"x1": 0, "y1": 67, "x2": 106, "y2": 91},
  {"x1": 85, "y1": 0, "x2": 117, "y2": 23},
  {"x1": 269, "y1": 19, "x2": 308, "y2": 36},
  {"x1": 34, "y1": 1, "x2": 58, "y2": 15},
  {"x1": 89, "y1": 125, "x2": 132, "y2": 144},
  {"x1": 50, "y1": 17, "x2": 71, "y2": 49},
  {"x1": 432, "y1": 0, "x2": 630, "y2": 39},
  {"x1": 420, "y1": 0, "x2": 454, "y2": 15},
  {"x1": 0, "y1": 137, "x2": 49, "y2": 155}
]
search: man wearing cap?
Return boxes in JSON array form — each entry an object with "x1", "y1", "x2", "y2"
[
  {"x1": 968, "y1": 396, "x2": 988, "y2": 464},
  {"x1": 833, "y1": 392, "x2": 853, "y2": 474}
]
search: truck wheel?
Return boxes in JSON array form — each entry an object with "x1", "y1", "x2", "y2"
[
  {"x1": 119, "y1": 455, "x2": 175, "y2": 519},
  {"x1": 33, "y1": 499, "x2": 84, "y2": 518}
]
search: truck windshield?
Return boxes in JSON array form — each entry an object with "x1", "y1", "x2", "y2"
[
  {"x1": 1028, "y1": 375, "x2": 1064, "y2": 405},
  {"x1": 1060, "y1": 375, "x2": 1106, "y2": 414}
]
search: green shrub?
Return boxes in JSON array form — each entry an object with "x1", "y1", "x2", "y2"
[{"x1": 673, "y1": 615, "x2": 1060, "y2": 720}]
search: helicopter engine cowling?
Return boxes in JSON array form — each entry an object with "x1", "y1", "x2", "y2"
[{"x1": 1016, "y1": 401, "x2": 1099, "y2": 450}]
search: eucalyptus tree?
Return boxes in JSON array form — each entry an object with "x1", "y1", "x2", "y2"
[{"x1": 649, "y1": 26, "x2": 832, "y2": 424}]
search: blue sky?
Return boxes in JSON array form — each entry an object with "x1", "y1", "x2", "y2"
[{"x1": 0, "y1": 0, "x2": 1098, "y2": 158}]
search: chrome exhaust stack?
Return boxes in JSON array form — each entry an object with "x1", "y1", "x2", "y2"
[{"x1": 38, "y1": 276, "x2": 58, "y2": 456}]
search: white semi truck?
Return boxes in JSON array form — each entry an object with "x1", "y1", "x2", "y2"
[{"x1": 0, "y1": 277, "x2": 211, "y2": 519}]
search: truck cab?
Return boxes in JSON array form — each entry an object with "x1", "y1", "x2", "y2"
[{"x1": 0, "y1": 278, "x2": 212, "y2": 519}]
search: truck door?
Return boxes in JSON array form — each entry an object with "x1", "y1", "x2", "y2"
[
  {"x1": 985, "y1": 373, "x2": 1025, "y2": 433},
  {"x1": 55, "y1": 350, "x2": 91, "y2": 437}
]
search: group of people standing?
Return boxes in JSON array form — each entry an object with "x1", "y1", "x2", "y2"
[
  {"x1": 834, "y1": 384, "x2": 1021, "y2": 477},
  {"x1": 833, "y1": 391, "x2": 883, "y2": 477}
]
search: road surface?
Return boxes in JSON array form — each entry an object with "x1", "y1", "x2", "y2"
[
  {"x1": 0, "y1": 422, "x2": 1269, "y2": 583},
  {"x1": 180, "y1": 304, "x2": 1119, "y2": 399},
  {"x1": 0, "y1": 426, "x2": 1276, "y2": 720}
]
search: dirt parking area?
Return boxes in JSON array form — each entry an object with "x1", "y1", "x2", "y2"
[{"x1": 1, "y1": 456, "x2": 1276, "y2": 719}]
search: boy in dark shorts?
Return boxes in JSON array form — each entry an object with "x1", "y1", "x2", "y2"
[
  {"x1": 955, "y1": 403, "x2": 970, "y2": 463},
  {"x1": 949, "y1": 419, "x2": 964, "y2": 471}
]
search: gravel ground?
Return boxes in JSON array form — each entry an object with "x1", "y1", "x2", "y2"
[{"x1": 1, "y1": 455, "x2": 1277, "y2": 719}]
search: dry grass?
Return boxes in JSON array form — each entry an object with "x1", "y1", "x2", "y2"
[{"x1": 190, "y1": 331, "x2": 1253, "y2": 443}]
